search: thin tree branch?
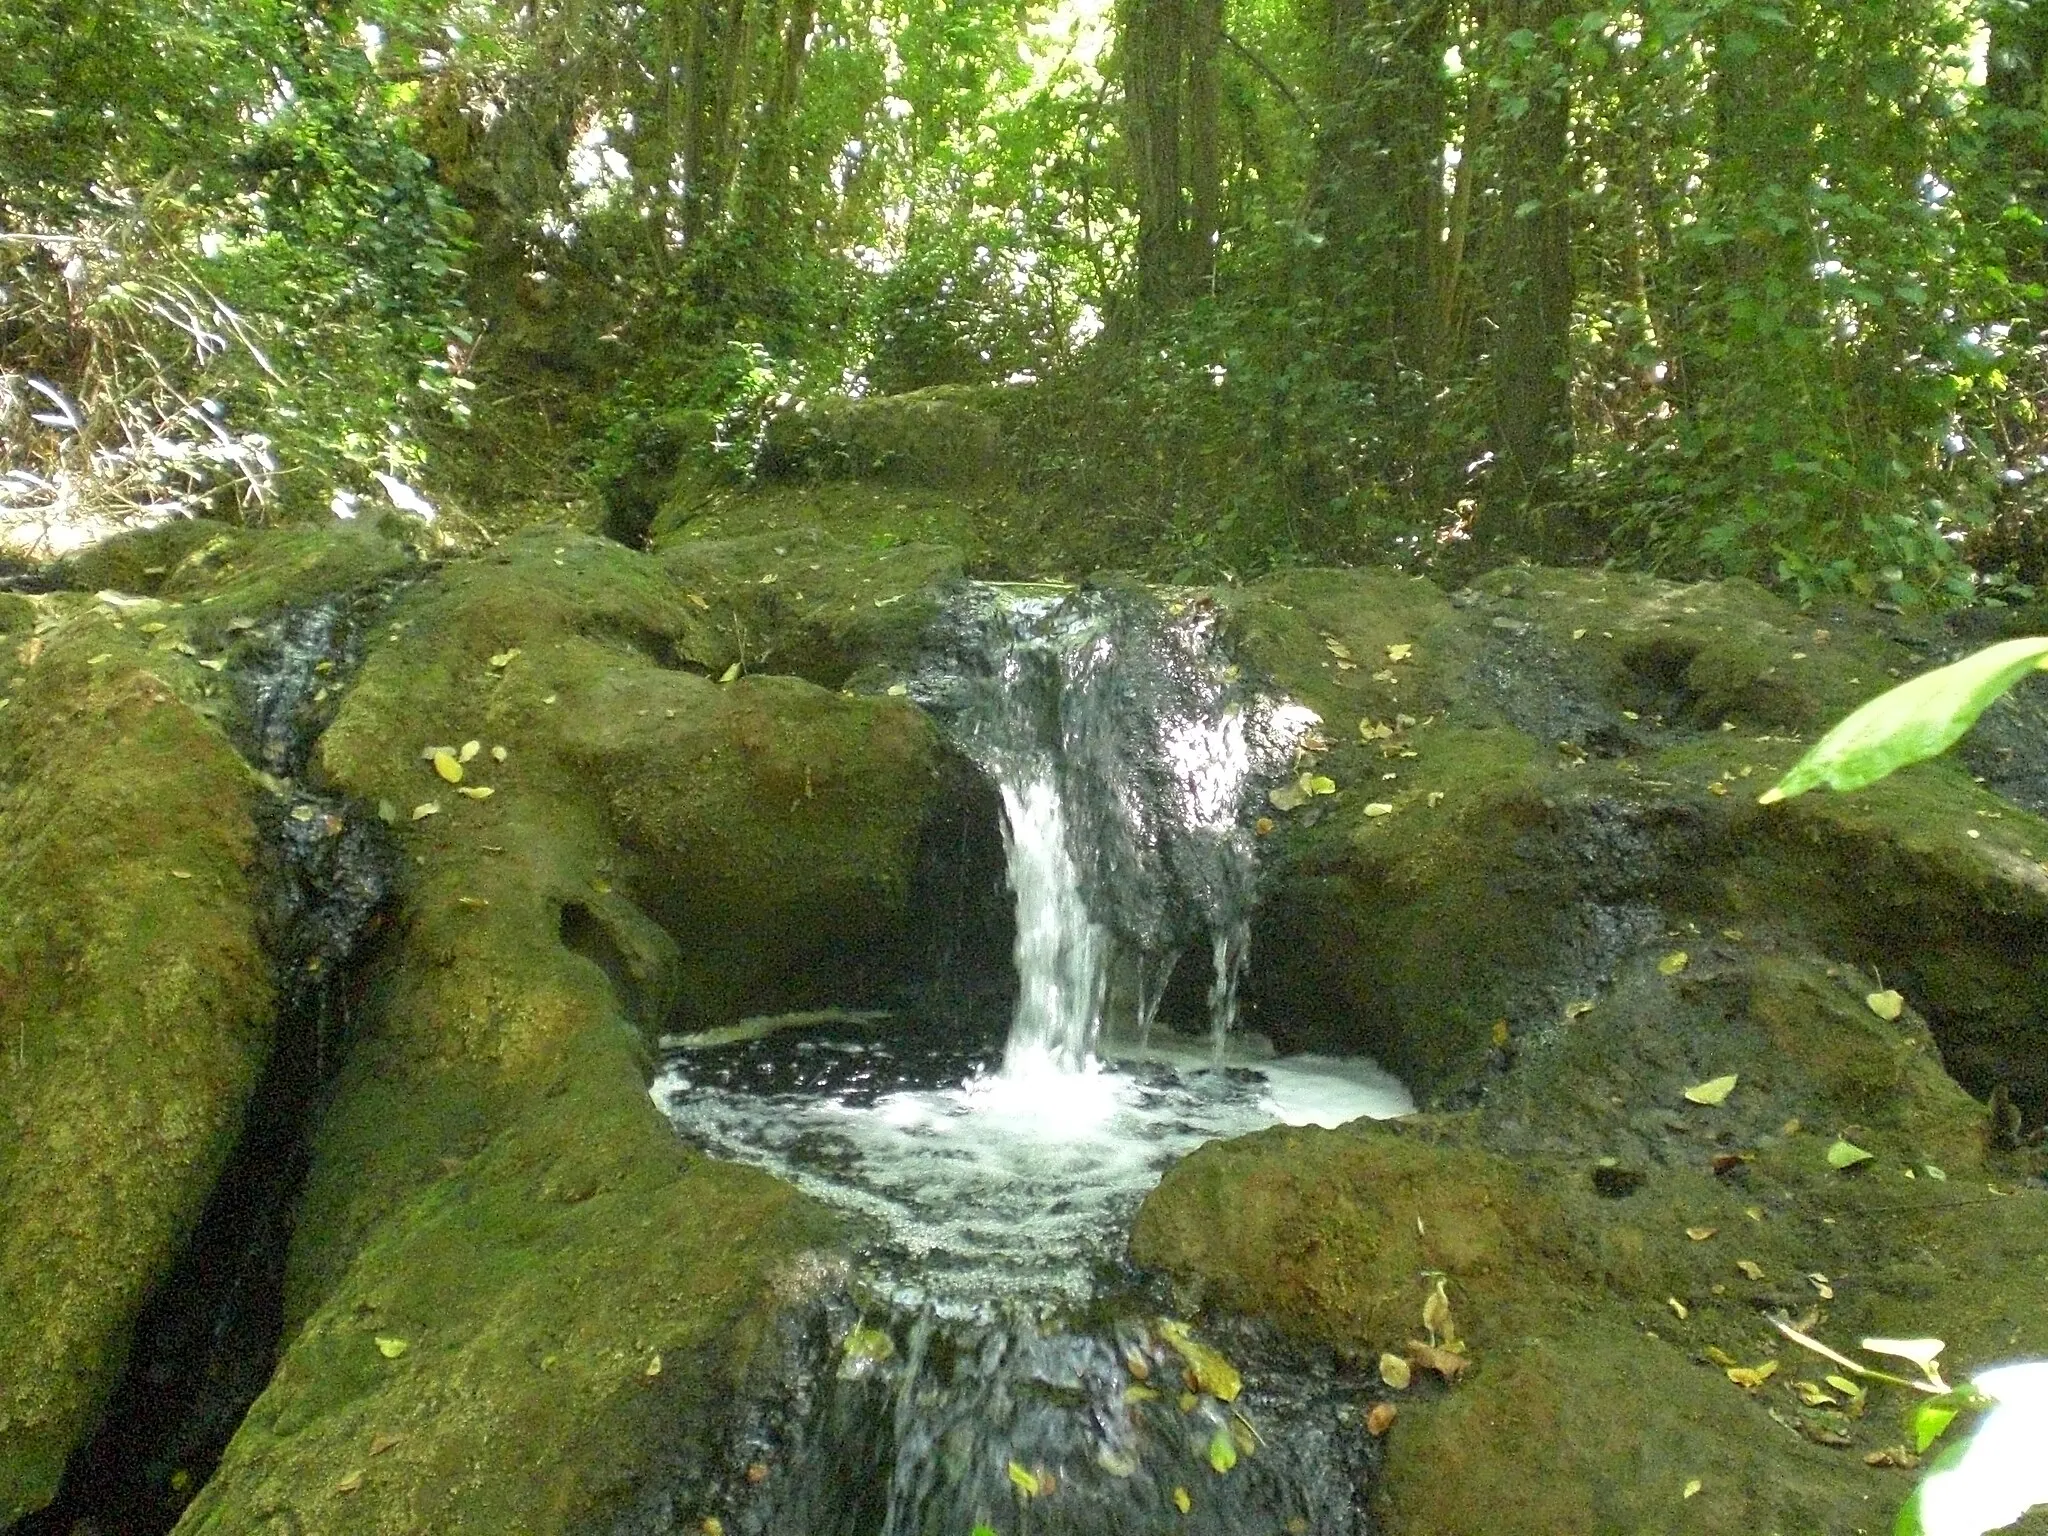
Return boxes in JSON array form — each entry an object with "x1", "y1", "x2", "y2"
[{"x1": 1219, "y1": 30, "x2": 1315, "y2": 132}]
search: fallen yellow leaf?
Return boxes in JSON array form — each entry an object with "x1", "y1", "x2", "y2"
[
  {"x1": 1378, "y1": 1352, "x2": 1412, "y2": 1390},
  {"x1": 375, "y1": 1336, "x2": 409, "y2": 1359},
  {"x1": 1683, "y1": 1073, "x2": 1737, "y2": 1106},
  {"x1": 1736, "y1": 1259, "x2": 1764, "y2": 1280},
  {"x1": 1386, "y1": 643, "x2": 1413, "y2": 661},
  {"x1": 1682, "y1": 1478, "x2": 1702, "y2": 1500},
  {"x1": 1685, "y1": 1226, "x2": 1717, "y2": 1242},
  {"x1": 1157, "y1": 1320, "x2": 1242, "y2": 1401},
  {"x1": 1866, "y1": 989, "x2": 1905, "y2": 1021},
  {"x1": 1173, "y1": 1486, "x2": 1192, "y2": 1515},
  {"x1": 1659, "y1": 951, "x2": 1690, "y2": 976},
  {"x1": 432, "y1": 751, "x2": 463, "y2": 784}
]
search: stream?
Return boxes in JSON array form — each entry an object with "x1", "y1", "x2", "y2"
[{"x1": 653, "y1": 585, "x2": 1412, "y2": 1534}]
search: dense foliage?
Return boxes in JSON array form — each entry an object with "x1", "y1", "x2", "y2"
[{"x1": 4, "y1": 0, "x2": 2045, "y2": 596}]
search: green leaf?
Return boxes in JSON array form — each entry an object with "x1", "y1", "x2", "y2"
[
  {"x1": 1762, "y1": 638, "x2": 2048, "y2": 803},
  {"x1": 1912, "y1": 1400, "x2": 1960, "y2": 1453},
  {"x1": 1684, "y1": 1073, "x2": 1738, "y2": 1106},
  {"x1": 1827, "y1": 1138, "x2": 1875, "y2": 1169},
  {"x1": 1007, "y1": 1461, "x2": 1040, "y2": 1497},
  {"x1": 1208, "y1": 1428, "x2": 1238, "y2": 1474}
]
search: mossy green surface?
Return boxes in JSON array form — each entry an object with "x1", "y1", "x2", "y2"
[
  {"x1": 0, "y1": 606, "x2": 272, "y2": 1525},
  {"x1": 1135, "y1": 951, "x2": 2048, "y2": 1536},
  {"x1": 653, "y1": 526, "x2": 965, "y2": 687},
  {"x1": 178, "y1": 1026, "x2": 837, "y2": 1536},
  {"x1": 180, "y1": 526, "x2": 957, "y2": 1530},
  {"x1": 1229, "y1": 564, "x2": 2048, "y2": 1116},
  {"x1": 53, "y1": 518, "x2": 240, "y2": 596}
]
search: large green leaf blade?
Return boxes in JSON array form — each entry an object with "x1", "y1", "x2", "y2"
[{"x1": 1761, "y1": 637, "x2": 2048, "y2": 803}]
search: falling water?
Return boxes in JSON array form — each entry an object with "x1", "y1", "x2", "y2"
[
  {"x1": 922, "y1": 583, "x2": 1316, "y2": 1074},
  {"x1": 997, "y1": 774, "x2": 1106, "y2": 1075},
  {"x1": 649, "y1": 581, "x2": 1410, "y2": 1536}
]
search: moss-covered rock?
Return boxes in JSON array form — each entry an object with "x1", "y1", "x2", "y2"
[
  {"x1": 52, "y1": 517, "x2": 240, "y2": 596},
  {"x1": 1135, "y1": 948, "x2": 2048, "y2": 1536},
  {"x1": 653, "y1": 527, "x2": 966, "y2": 687},
  {"x1": 757, "y1": 385, "x2": 1007, "y2": 487},
  {"x1": 180, "y1": 525, "x2": 962, "y2": 1531},
  {"x1": 1230, "y1": 564, "x2": 2048, "y2": 1121},
  {"x1": 1126, "y1": 561, "x2": 2048, "y2": 1536},
  {"x1": 0, "y1": 603, "x2": 272, "y2": 1524}
]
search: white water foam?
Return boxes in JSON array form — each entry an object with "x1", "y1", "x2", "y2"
[{"x1": 656, "y1": 1047, "x2": 1411, "y2": 1313}]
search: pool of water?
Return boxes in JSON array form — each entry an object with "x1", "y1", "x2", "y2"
[{"x1": 654, "y1": 1021, "x2": 1411, "y2": 1313}]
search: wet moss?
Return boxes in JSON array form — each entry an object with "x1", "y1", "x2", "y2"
[
  {"x1": 179, "y1": 1025, "x2": 839, "y2": 1536},
  {"x1": 0, "y1": 612, "x2": 272, "y2": 1524}
]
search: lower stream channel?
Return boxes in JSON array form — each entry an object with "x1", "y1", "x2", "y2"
[{"x1": 651, "y1": 585, "x2": 1414, "y2": 1536}]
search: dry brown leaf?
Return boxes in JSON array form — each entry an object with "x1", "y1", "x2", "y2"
[
  {"x1": 1406, "y1": 1341, "x2": 1470, "y2": 1382},
  {"x1": 1366, "y1": 1402, "x2": 1397, "y2": 1437}
]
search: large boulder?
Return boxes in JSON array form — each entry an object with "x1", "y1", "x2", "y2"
[
  {"x1": 0, "y1": 599, "x2": 273, "y2": 1523},
  {"x1": 1230, "y1": 564, "x2": 2048, "y2": 1120},
  {"x1": 181, "y1": 527, "x2": 958, "y2": 1532},
  {"x1": 1132, "y1": 561, "x2": 2048, "y2": 1536}
]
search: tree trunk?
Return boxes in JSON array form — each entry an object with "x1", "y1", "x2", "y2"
[
  {"x1": 1122, "y1": 0, "x2": 1187, "y2": 310},
  {"x1": 1313, "y1": 0, "x2": 1448, "y2": 376},
  {"x1": 1184, "y1": 0, "x2": 1223, "y2": 290},
  {"x1": 1484, "y1": 0, "x2": 1578, "y2": 550}
]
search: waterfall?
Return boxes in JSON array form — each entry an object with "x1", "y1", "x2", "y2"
[
  {"x1": 918, "y1": 583, "x2": 1316, "y2": 1074},
  {"x1": 996, "y1": 774, "x2": 1106, "y2": 1076}
]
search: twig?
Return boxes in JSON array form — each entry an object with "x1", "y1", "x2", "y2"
[
  {"x1": 1220, "y1": 31, "x2": 1316, "y2": 131},
  {"x1": 1767, "y1": 1314, "x2": 1946, "y2": 1394}
]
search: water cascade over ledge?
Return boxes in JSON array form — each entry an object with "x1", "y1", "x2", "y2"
[
  {"x1": 650, "y1": 581, "x2": 1413, "y2": 1536},
  {"x1": 931, "y1": 582, "x2": 1319, "y2": 1074}
]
